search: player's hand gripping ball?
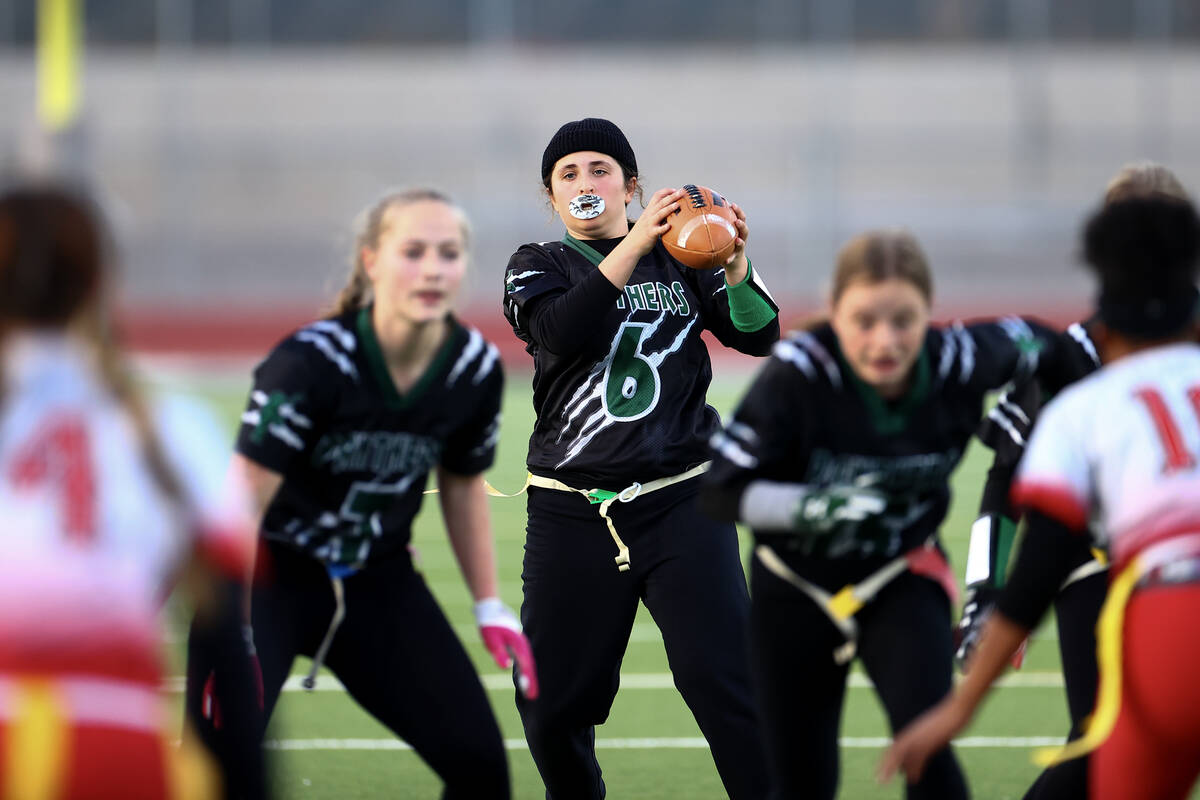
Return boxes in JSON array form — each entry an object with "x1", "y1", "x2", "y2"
[{"x1": 662, "y1": 184, "x2": 738, "y2": 270}]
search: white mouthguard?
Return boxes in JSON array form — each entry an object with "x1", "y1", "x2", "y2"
[{"x1": 568, "y1": 194, "x2": 605, "y2": 220}]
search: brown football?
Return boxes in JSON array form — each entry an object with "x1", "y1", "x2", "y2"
[{"x1": 661, "y1": 184, "x2": 738, "y2": 270}]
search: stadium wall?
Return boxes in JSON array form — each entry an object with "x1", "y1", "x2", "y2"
[{"x1": 0, "y1": 45, "x2": 1185, "y2": 360}]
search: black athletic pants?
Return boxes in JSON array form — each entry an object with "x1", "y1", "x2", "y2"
[
  {"x1": 1022, "y1": 569, "x2": 1107, "y2": 800},
  {"x1": 188, "y1": 541, "x2": 510, "y2": 800},
  {"x1": 749, "y1": 556, "x2": 969, "y2": 800},
  {"x1": 517, "y1": 480, "x2": 769, "y2": 800}
]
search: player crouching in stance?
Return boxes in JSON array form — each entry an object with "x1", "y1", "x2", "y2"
[
  {"x1": 882, "y1": 196, "x2": 1200, "y2": 799},
  {"x1": 503, "y1": 118, "x2": 776, "y2": 800},
  {"x1": 187, "y1": 188, "x2": 535, "y2": 799},
  {"x1": 702, "y1": 230, "x2": 1083, "y2": 800},
  {"x1": 0, "y1": 181, "x2": 262, "y2": 798}
]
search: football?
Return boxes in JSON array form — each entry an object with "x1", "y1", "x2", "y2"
[{"x1": 661, "y1": 184, "x2": 739, "y2": 270}]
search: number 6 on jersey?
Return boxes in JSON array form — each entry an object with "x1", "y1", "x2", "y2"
[{"x1": 603, "y1": 321, "x2": 663, "y2": 421}]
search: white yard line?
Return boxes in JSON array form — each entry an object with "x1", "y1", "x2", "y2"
[
  {"x1": 265, "y1": 736, "x2": 1066, "y2": 752},
  {"x1": 162, "y1": 671, "x2": 1065, "y2": 694}
]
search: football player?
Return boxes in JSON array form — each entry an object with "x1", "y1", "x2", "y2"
[
  {"x1": 0, "y1": 181, "x2": 261, "y2": 799},
  {"x1": 502, "y1": 118, "x2": 778, "y2": 800},
  {"x1": 187, "y1": 188, "x2": 534, "y2": 799},
  {"x1": 701, "y1": 228, "x2": 1084, "y2": 799}
]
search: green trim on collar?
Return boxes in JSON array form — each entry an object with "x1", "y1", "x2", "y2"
[
  {"x1": 562, "y1": 233, "x2": 607, "y2": 267},
  {"x1": 836, "y1": 340, "x2": 931, "y2": 436},
  {"x1": 356, "y1": 306, "x2": 461, "y2": 411}
]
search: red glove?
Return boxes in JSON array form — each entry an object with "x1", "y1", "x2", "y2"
[{"x1": 474, "y1": 598, "x2": 539, "y2": 700}]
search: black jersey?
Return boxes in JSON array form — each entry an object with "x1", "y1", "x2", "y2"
[
  {"x1": 977, "y1": 320, "x2": 1101, "y2": 473},
  {"x1": 235, "y1": 308, "x2": 503, "y2": 570},
  {"x1": 503, "y1": 234, "x2": 778, "y2": 488},
  {"x1": 704, "y1": 319, "x2": 1072, "y2": 585}
]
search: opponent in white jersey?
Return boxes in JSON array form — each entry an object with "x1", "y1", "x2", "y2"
[
  {"x1": 1015, "y1": 343, "x2": 1200, "y2": 568},
  {"x1": 0, "y1": 183, "x2": 258, "y2": 799},
  {"x1": 953, "y1": 162, "x2": 1193, "y2": 800},
  {"x1": 883, "y1": 195, "x2": 1200, "y2": 800}
]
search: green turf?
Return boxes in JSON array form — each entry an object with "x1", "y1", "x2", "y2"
[{"x1": 159, "y1": 369, "x2": 1198, "y2": 799}]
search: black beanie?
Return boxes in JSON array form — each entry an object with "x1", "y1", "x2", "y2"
[{"x1": 541, "y1": 118, "x2": 638, "y2": 184}]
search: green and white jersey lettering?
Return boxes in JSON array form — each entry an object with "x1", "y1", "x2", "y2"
[
  {"x1": 504, "y1": 234, "x2": 778, "y2": 488},
  {"x1": 236, "y1": 308, "x2": 503, "y2": 569}
]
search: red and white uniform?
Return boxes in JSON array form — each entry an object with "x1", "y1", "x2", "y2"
[
  {"x1": 1014, "y1": 341, "x2": 1200, "y2": 800},
  {"x1": 0, "y1": 333, "x2": 253, "y2": 799}
]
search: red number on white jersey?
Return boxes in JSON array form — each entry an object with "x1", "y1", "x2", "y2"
[
  {"x1": 1134, "y1": 385, "x2": 1200, "y2": 474},
  {"x1": 9, "y1": 416, "x2": 95, "y2": 542}
]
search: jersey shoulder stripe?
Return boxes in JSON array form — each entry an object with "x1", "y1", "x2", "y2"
[
  {"x1": 446, "y1": 323, "x2": 502, "y2": 388},
  {"x1": 997, "y1": 316, "x2": 1039, "y2": 378},
  {"x1": 936, "y1": 324, "x2": 959, "y2": 381},
  {"x1": 773, "y1": 338, "x2": 817, "y2": 381},
  {"x1": 290, "y1": 318, "x2": 360, "y2": 381},
  {"x1": 1066, "y1": 322, "x2": 1101, "y2": 368},
  {"x1": 775, "y1": 330, "x2": 842, "y2": 388},
  {"x1": 953, "y1": 322, "x2": 976, "y2": 383},
  {"x1": 931, "y1": 322, "x2": 978, "y2": 385}
]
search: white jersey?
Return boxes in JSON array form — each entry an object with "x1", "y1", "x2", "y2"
[
  {"x1": 0, "y1": 333, "x2": 253, "y2": 681},
  {"x1": 1014, "y1": 342, "x2": 1200, "y2": 568}
]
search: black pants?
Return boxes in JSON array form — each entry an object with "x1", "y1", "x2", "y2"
[
  {"x1": 183, "y1": 577, "x2": 267, "y2": 800},
  {"x1": 1023, "y1": 569, "x2": 1107, "y2": 800},
  {"x1": 517, "y1": 480, "x2": 768, "y2": 800},
  {"x1": 749, "y1": 556, "x2": 969, "y2": 800},
  {"x1": 188, "y1": 541, "x2": 510, "y2": 800}
]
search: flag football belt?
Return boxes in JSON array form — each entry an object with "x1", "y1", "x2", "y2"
[
  {"x1": 755, "y1": 538, "x2": 959, "y2": 665},
  {"x1": 526, "y1": 462, "x2": 712, "y2": 573},
  {"x1": 1035, "y1": 531, "x2": 1200, "y2": 768},
  {"x1": 303, "y1": 564, "x2": 354, "y2": 691}
]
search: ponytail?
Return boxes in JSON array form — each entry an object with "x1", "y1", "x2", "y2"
[{"x1": 83, "y1": 304, "x2": 187, "y2": 510}]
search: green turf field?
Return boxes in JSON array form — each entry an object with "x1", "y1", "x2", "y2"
[{"x1": 157, "y1": 367, "x2": 1196, "y2": 800}]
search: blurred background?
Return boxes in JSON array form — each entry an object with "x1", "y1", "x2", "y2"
[{"x1": 1, "y1": 0, "x2": 1197, "y2": 361}]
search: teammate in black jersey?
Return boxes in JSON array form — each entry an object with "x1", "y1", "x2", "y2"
[
  {"x1": 502, "y1": 118, "x2": 777, "y2": 799},
  {"x1": 187, "y1": 188, "x2": 536, "y2": 800},
  {"x1": 953, "y1": 161, "x2": 1191, "y2": 800},
  {"x1": 701, "y1": 229, "x2": 1082, "y2": 800}
]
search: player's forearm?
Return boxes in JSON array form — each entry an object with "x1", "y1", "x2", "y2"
[
  {"x1": 526, "y1": 268, "x2": 623, "y2": 355},
  {"x1": 953, "y1": 612, "x2": 1030, "y2": 715},
  {"x1": 715, "y1": 264, "x2": 780, "y2": 353},
  {"x1": 723, "y1": 253, "x2": 749, "y2": 286},
  {"x1": 996, "y1": 509, "x2": 1084, "y2": 629},
  {"x1": 598, "y1": 235, "x2": 649, "y2": 289},
  {"x1": 438, "y1": 469, "x2": 500, "y2": 602},
  {"x1": 738, "y1": 480, "x2": 808, "y2": 529}
]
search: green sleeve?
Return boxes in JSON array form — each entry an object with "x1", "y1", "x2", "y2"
[
  {"x1": 991, "y1": 515, "x2": 1019, "y2": 587},
  {"x1": 725, "y1": 260, "x2": 777, "y2": 333}
]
